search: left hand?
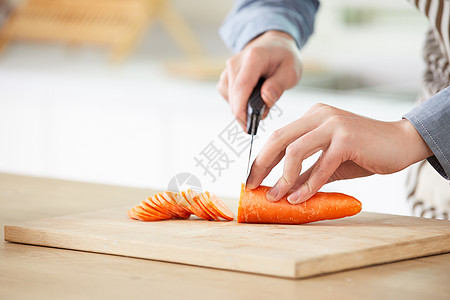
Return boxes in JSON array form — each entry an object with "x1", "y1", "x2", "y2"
[{"x1": 246, "y1": 103, "x2": 433, "y2": 204}]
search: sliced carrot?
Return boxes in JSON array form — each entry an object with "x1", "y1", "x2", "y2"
[
  {"x1": 139, "y1": 200, "x2": 172, "y2": 219},
  {"x1": 129, "y1": 207, "x2": 166, "y2": 221},
  {"x1": 155, "y1": 193, "x2": 182, "y2": 219},
  {"x1": 237, "y1": 184, "x2": 362, "y2": 225},
  {"x1": 204, "y1": 191, "x2": 234, "y2": 221},
  {"x1": 152, "y1": 194, "x2": 179, "y2": 218},
  {"x1": 127, "y1": 209, "x2": 136, "y2": 220},
  {"x1": 174, "y1": 192, "x2": 196, "y2": 215},
  {"x1": 128, "y1": 190, "x2": 234, "y2": 222},
  {"x1": 180, "y1": 190, "x2": 212, "y2": 221},
  {"x1": 196, "y1": 193, "x2": 220, "y2": 221},
  {"x1": 143, "y1": 197, "x2": 173, "y2": 218},
  {"x1": 162, "y1": 191, "x2": 191, "y2": 219}
]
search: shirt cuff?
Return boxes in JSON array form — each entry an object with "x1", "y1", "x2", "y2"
[
  {"x1": 219, "y1": 0, "x2": 319, "y2": 52},
  {"x1": 403, "y1": 87, "x2": 450, "y2": 180}
]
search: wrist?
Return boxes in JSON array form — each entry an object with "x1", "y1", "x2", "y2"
[
  {"x1": 263, "y1": 30, "x2": 296, "y2": 42},
  {"x1": 245, "y1": 30, "x2": 298, "y2": 50},
  {"x1": 397, "y1": 118, "x2": 433, "y2": 163}
]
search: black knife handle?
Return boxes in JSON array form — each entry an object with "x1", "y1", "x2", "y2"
[{"x1": 246, "y1": 78, "x2": 266, "y2": 135}]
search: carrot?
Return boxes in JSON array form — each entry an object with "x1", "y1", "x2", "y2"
[
  {"x1": 128, "y1": 189, "x2": 234, "y2": 222},
  {"x1": 237, "y1": 184, "x2": 362, "y2": 225},
  {"x1": 181, "y1": 190, "x2": 212, "y2": 221},
  {"x1": 145, "y1": 196, "x2": 174, "y2": 218},
  {"x1": 129, "y1": 206, "x2": 167, "y2": 221},
  {"x1": 203, "y1": 191, "x2": 234, "y2": 221},
  {"x1": 162, "y1": 191, "x2": 191, "y2": 218},
  {"x1": 197, "y1": 193, "x2": 221, "y2": 221}
]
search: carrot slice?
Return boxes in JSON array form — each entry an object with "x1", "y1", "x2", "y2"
[
  {"x1": 237, "y1": 184, "x2": 362, "y2": 224},
  {"x1": 155, "y1": 193, "x2": 182, "y2": 219},
  {"x1": 204, "y1": 191, "x2": 234, "y2": 221},
  {"x1": 174, "y1": 192, "x2": 196, "y2": 215},
  {"x1": 196, "y1": 193, "x2": 220, "y2": 221},
  {"x1": 143, "y1": 197, "x2": 173, "y2": 218},
  {"x1": 139, "y1": 200, "x2": 172, "y2": 219},
  {"x1": 129, "y1": 207, "x2": 166, "y2": 221},
  {"x1": 162, "y1": 191, "x2": 191, "y2": 219},
  {"x1": 128, "y1": 190, "x2": 234, "y2": 222},
  {"x1": 152, "y1": 194, "x2": 179, "y2": 218},
  {"x1": 181, "y1": 190, "x2": 212, "y2": 221}
]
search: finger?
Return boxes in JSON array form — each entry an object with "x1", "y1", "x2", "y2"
[
  {"x1": 287, "y1": 154, "x2": 333, "y2": 193},
  {"x1": 217, "y1": 69, "x2": 229, "y2": 101},
  {"x1": 247, "y1": 112, "x2": 326, "y2": 188},
  {"x1": 260, "y1": 63, "x2": 302, "y2": 109},
  {"x1": 225, "y1": 58, "x2": 247, "y2": 129},
  {"x1": 229, "y1": 56, "x2": 268, "y2": 130},
  {"x1": 266, "y1": 126, "x2": 332, "y2": 202},
  {"x1": 246, "y1": 150, "x2": 285, "y2": 189},
  {"x1": 286, "y1": 146, "x2": 342, "y2": 204}
]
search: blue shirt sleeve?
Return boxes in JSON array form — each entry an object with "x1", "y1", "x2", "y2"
[
  {"x1": 404, "y1": 87, "x2": 450, "y2": 180},
  {"x1": 219, "y1": 0, "x2": 320, "y2": 52}
]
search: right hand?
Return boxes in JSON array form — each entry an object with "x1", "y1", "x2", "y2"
[{"x1": 217, "y1": 30, "x2": 303, "y2": 130}]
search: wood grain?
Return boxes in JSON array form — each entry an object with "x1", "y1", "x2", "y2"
[
  {"x1": 5, "y1": 205, "x2": 450, "y2": 278},
  {"x1": 2, "y1": 173, "x2": 450, "y2": 300}
]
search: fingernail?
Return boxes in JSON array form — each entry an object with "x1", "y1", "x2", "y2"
[
  {"x1": 246, "y1": 176, "x2": 255, "y2": 189},
  {"x1": 266, "y1": 186, "x2": 279, "y2": 201},
  {"x1": 287, "y1": 190, "x2": 300, "y2": 204}
]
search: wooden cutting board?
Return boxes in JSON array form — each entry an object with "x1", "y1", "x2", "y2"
[{"x1": 4, "y1": 207, "x2": 450, "y2": 278}]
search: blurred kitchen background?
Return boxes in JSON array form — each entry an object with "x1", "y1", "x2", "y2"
[{"x1": 0, "y1": 0, "x2": 429, "y2": 215}]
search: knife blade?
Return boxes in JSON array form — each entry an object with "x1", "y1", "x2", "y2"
[{"x1": 245, "y1": 78, "x2": 266, "y2": 185}]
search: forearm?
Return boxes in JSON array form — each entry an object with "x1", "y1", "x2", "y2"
[
  {"x1": 219, "y1": 0, "x2": 320, "y2": 52},
  {"x1": 403, "y1": 87, "x2": 450, "y2": 179}
]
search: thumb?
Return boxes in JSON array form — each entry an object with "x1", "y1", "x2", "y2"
[{"x1": 261, "y1": 64, "x2": 302, "y2": 108}]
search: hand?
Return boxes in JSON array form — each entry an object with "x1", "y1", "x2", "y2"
[
  {"x1": 217, "y1": 30, "x2": 302, "y2": 129},
  {"x1": 246, "y1": 103, "x2": 434, "y2": 204}
]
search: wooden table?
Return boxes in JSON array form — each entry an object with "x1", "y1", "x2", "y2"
[{"x1": 1, "y1": 173, "x2": 449, "y2": 299}]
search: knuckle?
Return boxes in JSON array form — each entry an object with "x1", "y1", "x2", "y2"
[
  {"x1": 269, "y1": 129, "x2": 283, "y2": 143},
  {"x1": 281, "y1": 174, "x2": 296, "y2": 186},
  {"x1": 311, "y1": 102, "x2": 327, "y2": 111},
  {"x1": 302, "y1": 181, "x2": 314, "y2": 195},
  {"x1": 225, "y1": 56, "x2": 239, "y2": 71},
  {"x1": 245, "y1": 47, "x2": 264, "y2": 60},
  {"x1": 286, "y1": 65, "x2": 302, "y2": 81},
  {"x1": 285, "y1": 143, "x2": 299, "y2": 157},
  {"x1": 326, "y1": 116, "x2": 354, "y2": 145},
  {"x1": 307, "y1": 103, "x2": 328, "y2": 115},
  {"x1": 232, "y1": 76, "x2": 252, "y2": 91},
  {"x1": 312, "y1": 165, "x2": 326, "y2": 180}
]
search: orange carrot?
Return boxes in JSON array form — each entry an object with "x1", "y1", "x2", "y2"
[
  {"x1": 128, "y1": 189, "x2": 234, "y2": 222},
  {"x1": 181, "y1": 190, "x2": 212, "y2": 221},
  {"x1": 197, "y1": 193, "x2": 221, "y2": 221},
  {"x1": 203, "y1": 191, "x2": 234, "y2": 221},
  {"x1": 237, "y1": 184, "x2": 361, "y2": 225}
]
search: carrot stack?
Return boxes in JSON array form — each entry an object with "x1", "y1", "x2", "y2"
[{"x1": 128, "y1": 190, "x2": 234, "y2": 222}]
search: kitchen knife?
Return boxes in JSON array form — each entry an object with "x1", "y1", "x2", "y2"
[{"x1": 245, "y1": 78, "x2": 266, "y2": 184}]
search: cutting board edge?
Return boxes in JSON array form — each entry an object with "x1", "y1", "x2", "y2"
[
  {"x1": 4, "y1": 224, "x2": 300, "y2": 278},
  {"x1": 294, "y1": 233, "x2": 450, "y2": 278}
]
